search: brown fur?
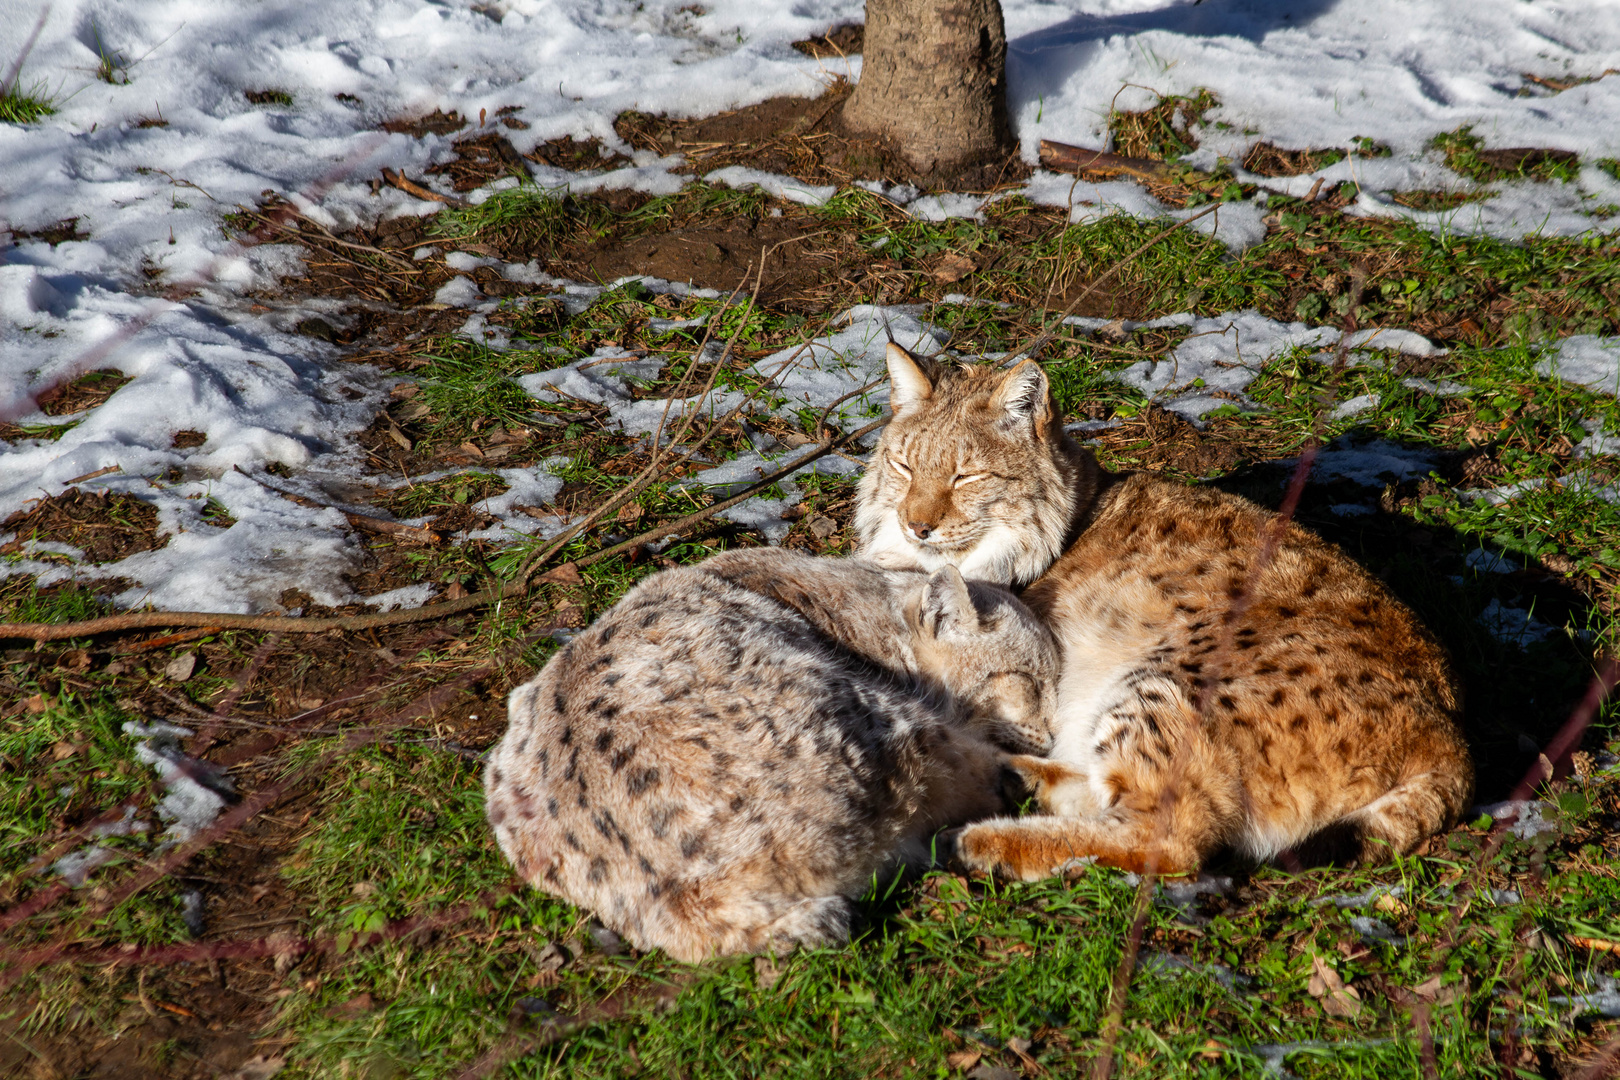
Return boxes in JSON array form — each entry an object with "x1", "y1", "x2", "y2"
[
  {"x1": 858, "y1": 347, "x2": 1474, "y2": 880},
  {"x1": 484, "y1": 548, "x2": 1058, "y2": 961}
]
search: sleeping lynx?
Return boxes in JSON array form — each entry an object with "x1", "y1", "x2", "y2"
[
  {"x1": 484, "y1": 548, "x2": 1057, "y2": 961},
  {"x1": 856, "y1": 344, "x2": 1473, "y2": 878}
]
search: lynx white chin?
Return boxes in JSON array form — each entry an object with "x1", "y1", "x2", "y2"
[{"x1": 863, "y1": 514, "x2": 1053, "y2": 586}]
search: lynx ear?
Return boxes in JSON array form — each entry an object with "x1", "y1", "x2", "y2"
[
  {"x1": 886, "y1": 343, "x2": 934, "y2": 414},
  {"x1": 992, "y1": 359, "x2": 1051, "y2": 430},
  {"x1": 919, "y1": 565, "x2": 977, "y2": 637}
]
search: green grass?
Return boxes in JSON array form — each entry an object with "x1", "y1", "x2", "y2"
[
  {"x1": 264, "y1": 795, "x2": 1620, "y2": 1078},
  {"x1": 7, "y1": 118, "x2": 1620, "y2": 1077},
  {"x1": 1432, "y1": 127, "x2": 1582, "y2": 184},
  {"x1": 383, "y1": 471, "x2": 512, "y2": 520},
  {"x1": 0, "y1": 692, "x2": 151, "y2": 882},
  {"x1": 0, "y1": 79, "x2": 56, "y2": 124},
  {"x1": 0, "y1": 580, "x2": 116, "y2": 626}
]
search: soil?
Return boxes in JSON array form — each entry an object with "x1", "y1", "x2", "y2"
[
  {"x1": 614, "y1": 85, "x2": 1032, "y2": 191},
  {"x1": 1241, "y1": 142, "x2": 1346, "y2": 177},
  {"x1": 0, "y1": 489, "x2": 166, "y2": 564}
]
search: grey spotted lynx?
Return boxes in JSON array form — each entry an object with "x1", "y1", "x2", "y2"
[
  {"x1": 484, "y1": 548, "x2": 1057, "y2": 961},
  {"x1": 857, "y1": 344, "x2": 1474, "y2": 878}
]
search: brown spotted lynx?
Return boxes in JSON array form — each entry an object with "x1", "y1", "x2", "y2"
[
  {"x1": 856, "y1": 344, "x2": 1473, "y2": 878},
  {"x1": 484, "y1": 548, "x2": 1057, "y2": 961}
]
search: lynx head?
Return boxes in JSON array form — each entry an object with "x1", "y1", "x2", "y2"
[
  {"x1": 904, "y1": 565, "x2": 1058, "y2": 755},
  {"x1": 855, "y1": 344, "x2": 1094, "y2": 587}
]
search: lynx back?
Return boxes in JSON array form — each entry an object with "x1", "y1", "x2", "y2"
[
  {"x1": 856, "y1": 346, "x2": 1473, "y2": 879},
  {"x1": 484, "y1": 548, "x2": 1057, "y2": 962}
]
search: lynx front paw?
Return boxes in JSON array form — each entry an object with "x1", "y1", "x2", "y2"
[{"x1": 955, "y1": 821, "x2": 1058, "y2": 882}]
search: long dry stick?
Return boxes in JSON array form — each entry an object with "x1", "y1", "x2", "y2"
[{"x1": 0, "y1": 417, "x2": 883, "y2": 642}]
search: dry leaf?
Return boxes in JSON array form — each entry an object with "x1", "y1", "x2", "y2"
[
  {"x1": 458, "y1": 440, "x2": 485, "y2": 459},
  {"x1": 1006, "y1": 1035, "x2": 1041, "y2": 1072},
  {"x1": 1410, "y1": 974, "x2": 1464, "y2": 1004},
  {"x1": 946, "y1": 1049, "x2": 983, "y2": 1071},
  {"x1": 1374, "y1": 892, "x2": 1409, "y2": 916},
  {"x1": 443, "y1": 582, "x2": 469, "y2": 600},
  {"x1": 59, "y1": 648, "x2": 93, "y2": 672},
  {"x1": 50, "y1": 741, "x2": 78, "y2": 761},
  {"x1": 616, "y1": 502, "x2": 644, "y2": 523},
  {"x1": 530, "y1": 940, "x2": 568, "y2": 973},
  {"x1": 753, "y1": 955, "x2": 783, "y2": 990},
  {"x1": 1308, "y1": 954, "x2": 1363, "y2": 1018},
  {"x1": 539, "y1": 562, "x2": 583, "y2": 585},
  {"x1": 387, "y1": 424, "x2": 413, "y2": 451},
  {"x1": 323, "y1": 992, "x2": 376, "y2": 1019},
  {"x1": 932, "y1": 252, "x2": 978, "y2": 283},
  {"x1": 24, "y1": 694, "x2": 51, "y2": 714},
  {"x1": 163, "y1": 652, "x2": 198, "y2": 683}
]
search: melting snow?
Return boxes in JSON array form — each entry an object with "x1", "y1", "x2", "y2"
[
  {"x1": 5, "y1": 0, "x2": 1620, "y2": 609},
  {"x1": 123, "y1": 721, "x2": 234, "y2": 846}
]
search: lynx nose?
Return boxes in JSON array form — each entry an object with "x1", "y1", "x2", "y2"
[{"x1": 908, "y1": 521, "x2": 934, "y2": 541}]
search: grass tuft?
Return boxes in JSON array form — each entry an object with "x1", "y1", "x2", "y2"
[{"x1": 0, "y1": 79, "x2": 56, "y2": 123}]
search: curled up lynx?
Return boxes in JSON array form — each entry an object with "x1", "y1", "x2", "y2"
[
  {"x1": 484, "y1": 548, "x2": 1058, "y2": 962},
  {"x1": 856, "y1": 344, "x2": 1474, "y2": 878}
]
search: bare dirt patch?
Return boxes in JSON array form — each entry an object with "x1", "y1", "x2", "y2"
[
  {"x1": 615, "y1": 84, "x2": 1031, "y2": 191},
  {"x1": 36, "y1": 369, "x2": 131, "y2": 417},
  {"x1": 426, "y1": 131, "x2": 529, "y2": 192},
  {"x1": 8, "y1": 217, "x2": 90, "y2": 246},
  {"x1": 381, "y1": 107, "x2": 467, "y2": 138},
  {"x1": 0, "y1": 489, "x2": 165, "y2": 564},
  {"x1": 791, "y1": 23, "x2": 863, "y2": 60},
  {"x1": 1241, "y1": 142, "x2": 1346, "y2": 177}
]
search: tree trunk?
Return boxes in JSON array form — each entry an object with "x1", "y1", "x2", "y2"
[{"x1": 841, "y1": 0, "x2": 1013, "y2": 177}]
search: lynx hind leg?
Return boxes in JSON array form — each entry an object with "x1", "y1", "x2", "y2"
[
  {"x1": 752, "y1": 896, "x2": 852, "y2": 957},
  {"x1": 647, "y1": 890, "x2": 852, "y2": 963},
  {"x1": 1344, "y1": 762, "x2": 1474, "y2": 865}
]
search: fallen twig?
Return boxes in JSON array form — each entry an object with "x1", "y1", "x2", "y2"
[
  {"x1": 0, "y1": 417, "x2": 884, "y2": 643},
  {"x1": 1037, "y1": 140, "x2": 1193, "y2": 182},
  {"x1": 382, "y1": 167, "x2": 471, "y2": 208}
]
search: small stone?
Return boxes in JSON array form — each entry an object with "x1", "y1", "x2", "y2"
[
  {"x1": 966, "y1": 1065, "x2": 1018, "y2": 1080},
  {"x1": 181, "y1": 890, "x2": 207, "y2": 937},
  {"x1": 588, "y1": 922, "x2": 624, "y2": 955},
  {"x1": 513, "y1": 996, "x2": 556, "y2": 1018},
  {"x1": 296, "y1": 317, "x2": 339, "y2": 342}
]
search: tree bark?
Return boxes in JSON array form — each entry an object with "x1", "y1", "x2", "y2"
[{"x1": 841, "y1": 0, "x2": 1013, "y2": 177}]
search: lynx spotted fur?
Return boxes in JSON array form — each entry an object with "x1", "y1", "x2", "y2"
[
  {"x1": 484, "y1": 548, "x2": 1058, "y2": 961},
  {"x1": 857, "y1": 344, "x2": 1474, "y2": 878}
]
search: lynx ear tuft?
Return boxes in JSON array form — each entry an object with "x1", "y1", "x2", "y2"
[
  {"x1": 886, "y1": 343, "x2": 934, "y2": 414},
  {"x1": 992, "y1": 359, "x2": 1050, "y2": 429},
  {"x1": 920, "y1": 565, "x2": 976, "y2": 637}
]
